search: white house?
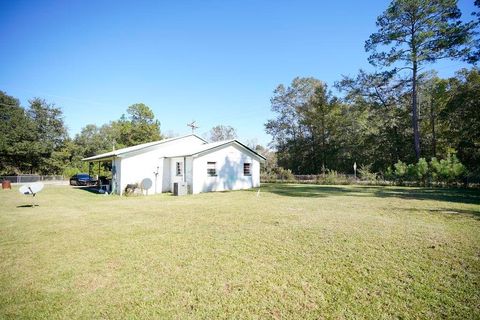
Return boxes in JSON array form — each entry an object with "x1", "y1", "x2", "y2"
[{"x1": 82, "y1": 134, "x2": 266, "y2": 195}]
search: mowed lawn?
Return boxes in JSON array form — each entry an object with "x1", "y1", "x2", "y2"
[{"x1": 0, "y1": 184, "x2": 479, "y2": 319}]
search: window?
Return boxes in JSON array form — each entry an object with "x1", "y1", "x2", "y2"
[
  {"x1": 176, "y1": 162, "x2": 183, "y2": 176},
  {"x1": 207, "y1": 162, "x2": 216, "y2": 176},
  {"x1": 243, "y1": 163, "x2": 252, "y2": 176}
]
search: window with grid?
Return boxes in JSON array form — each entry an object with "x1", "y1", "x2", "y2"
[
  {"x1": 176, "y1": 162, "x2": 183, "y2": 176},
  {"x1": 243, "y1": 163, "x2": 251, "y2": 176},
  {"x1": 207, "y1": 162, "x2": 216, "y2": 176}
]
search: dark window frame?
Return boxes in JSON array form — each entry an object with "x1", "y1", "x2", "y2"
[
  {"x1": 243, "y1": 163, "x2": 252, "y2": 176},
  {"x1": 176, "y1": 162, "x2": 183, "y2": 176},
  {"x1": 207, "y1": 161, "x2": 217, "y2": 176}
]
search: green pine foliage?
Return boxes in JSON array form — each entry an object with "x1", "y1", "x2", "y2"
[{"x1": 389, "y1": 153, "x2": 466, "y2": 185}]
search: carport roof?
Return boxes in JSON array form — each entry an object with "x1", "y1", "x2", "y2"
[
  {"x1": 82, "y1": 135, "x2": 266, "y2": 162},
  {"x1": 82, "y1": 134, "x2": 207, "y2": 162}
]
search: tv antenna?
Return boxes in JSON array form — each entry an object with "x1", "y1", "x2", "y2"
[{"x1": 187, "y1": 120, "x2": 199, "y2": 134}]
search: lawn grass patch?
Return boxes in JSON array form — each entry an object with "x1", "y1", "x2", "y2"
[{"x1": 0, "y1": 184, "x2": 479, "y2": 319}]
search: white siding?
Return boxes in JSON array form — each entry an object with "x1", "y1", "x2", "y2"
[
  {"x1": 116, "y1": 135, "x2": 205, "y2": 195},
  {"x1": 191, "y1": 144, "x2": 260, "y2": 194},
  {"x1": 111, "y1": 136, "x2": 263, "y2": 196},
  {"x1": 169, "y1": 157, "x2": 185, "y2": 191},
  {"x1": 185, "y1": 157, "x2": 193, "y2": 193},
  {"x1": 161, "y1": 157, "x2": 170, "y2": 193},
  {"x1": 119, "y1": 151, "x2": 163, "y2": 195}
]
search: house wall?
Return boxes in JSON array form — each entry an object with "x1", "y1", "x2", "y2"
[
  {"x1": 191, "y1": 144, "x2": 261, "y2": 194},
  {"x1": 117, "y1": 135, "x2": 205, "y2": 195},
  {"x1": 185, "y1": 157, "x2": 193, "y2": 191},
  {"x1": 161, "y1": 157, "x2": 170, "y2": 193},
  {"x1": 119, "y1": 152, "x2": 163, "y2": 195},
  {"x1": 167, "y1": 157, "x2": 194, "y2": 192},
  {"x1": 169, "y1": 157, "x2": 185, "y2": 191}
]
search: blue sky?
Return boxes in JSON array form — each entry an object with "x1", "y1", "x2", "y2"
[{"x1": 0, "y1": 0, "x2": 476, "y2": 146}]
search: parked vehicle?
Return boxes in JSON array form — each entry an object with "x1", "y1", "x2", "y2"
[{"x1": 69, "y1": 173, "x2": 96, "y2": 186}]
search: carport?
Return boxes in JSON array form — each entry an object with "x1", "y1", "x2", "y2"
[{"x1": 84, "y1": 156, "x2": 116, "y2": 194}]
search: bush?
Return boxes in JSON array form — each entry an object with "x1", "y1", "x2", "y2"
[
  {"x1": 259, "y1": 153, "x2": 469, "y2": 187},
  {"x1": 276, "y1": 167, "x2": 295, "y2": 181},
  {"x1": 384, "y1": 166, "x2": 395, "y2": 181},
  {"x1": 358, "y1": 164, "x2": 378, "y2": 182},
  {"x1": 430, "y1": 153, "x2": 466, "y2": 184},
  {"x1": 389, "y1": 154, "x2": 466, "y2": 186},
  {"x1": 415, "y1": 158, "x2": 429, "y2": 184},
  {"x1": 260, "y1": 167, "x2": 295, "y2": 182},
  {"x1": 313, "y1": 170, "x2": 351, "y2": 185},
  {"x1": 323, "y1": 169, "x2": 338, "y2": 184},
  {"x1": 393, "y1": 160, "x2": 408, "y2": 184}
]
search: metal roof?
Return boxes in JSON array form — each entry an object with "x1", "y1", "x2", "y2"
[
  {"x1": 165, "y1": 140, "x2": 267, "y2": 161},
  {"x1": 82, "y1": 136, "x2": 266, "y2": 162},
  {"x1": 82, "y1": 134, "x2": 207, "y2": 162}
]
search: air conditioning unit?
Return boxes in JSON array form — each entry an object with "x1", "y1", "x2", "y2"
[{"x1": 173, "y1": 182, "x2": 188, "y2": 196}]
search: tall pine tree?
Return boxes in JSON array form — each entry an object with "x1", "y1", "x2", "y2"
[{"x1": 365, "y1": 0, "x2": 476, "y2": 159}]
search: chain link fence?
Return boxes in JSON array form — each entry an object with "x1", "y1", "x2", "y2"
[{"x1": 0, "y1": 175, "x2": 65, "y2": 184}]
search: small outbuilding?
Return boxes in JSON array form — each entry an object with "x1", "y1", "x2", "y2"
[{"x1": 82, "y1": 134, "x2": 266, "y2": 195}]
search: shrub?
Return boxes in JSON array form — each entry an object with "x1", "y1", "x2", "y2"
[
  {"x1": 415, "y1": 158, "x2": 429, "y2": 185},
  {"x1": 358, "y1": 164, "x2": 378, "y2": 182},
  {"x1": 384, "y1": 166, "x2": 395, "y2": 181},
  {"x1": 276, "y1": 167, "x2": 295, "y2": 181},
  {"x1": 259, "y1": 154, "x2": 469, "y2": 187},
  {"x1": 404, "y1": 159, "x2": 429, "y2": 184},
  {"x1": 430, "y1": 153, "x2": 466, "y2": 184},
  {"x1": 323, "y1": 169, "x2": 338, "y2": 184},
  {"x1": 393, "y1": 160, "x2": 408, "y2": 184},
  {"x1": 406, "y1": 163, "x2": 417, "y2": 181}
]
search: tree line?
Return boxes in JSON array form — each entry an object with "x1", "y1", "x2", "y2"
[
  {"x1": 265, "y1": 69, "x2": 479, "y2": 178},
  {"x1": 0, "y1": 93, "x2": 245, "y2": 177},
  {"x1": 265, "y1": 0, "x2": 480, "y2": 181},
  {"x1": 1, "y1": 0, "x2": 479, "y2": 183},
  {"x1": 0, "y1": 95, "x2": 162, "y2": 176}
]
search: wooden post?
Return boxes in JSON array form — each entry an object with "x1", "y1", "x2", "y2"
[{"x1": 98, "y1": 162, "x2": 101, "y2": 187}]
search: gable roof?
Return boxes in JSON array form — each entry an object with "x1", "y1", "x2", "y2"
[
  {"x1": 82, "y1": 134, "x2": 207, "y2": 161},
  {"x1": 166, "y1": 139, "x2": 267, "y2": 161}
]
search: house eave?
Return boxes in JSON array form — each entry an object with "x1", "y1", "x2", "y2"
[
  {"x1": 192, "y1": 140, "x2": 266, "y2": 161},
  {"x1": 82, "y1": 155, "x2": 116, "y2": 162},
  {"x1": 82, "y1": 134, "x2": 207, "y2": 162}
]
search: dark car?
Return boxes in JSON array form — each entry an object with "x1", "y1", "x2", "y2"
[{"x1": 70, "y1": 173, "x2": 96, "y2": 186}]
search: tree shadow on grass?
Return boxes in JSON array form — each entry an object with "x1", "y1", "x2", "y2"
[
  {"x1": 429, "y1": 208, "x2": 480, "y2": 219},
  {"x1": 260, "y1": 183, "x2": 480, "y2": 205},
  {"x1": 261, "y1": 184, "x2": 368, "y2": 198},
  {"x1": 373, "y1": 188, "x2": 480, "y2": 205},
  {"x1": 392, "y1": 207, "x2": 480, "y2": 219},
  {"x1": 74, "y1": 186, "x2": 106, "y2": 195}
]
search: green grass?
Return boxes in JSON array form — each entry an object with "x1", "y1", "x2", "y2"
[{"x1": 0, "y1": 184, "x2": 479, "y2": 319}]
